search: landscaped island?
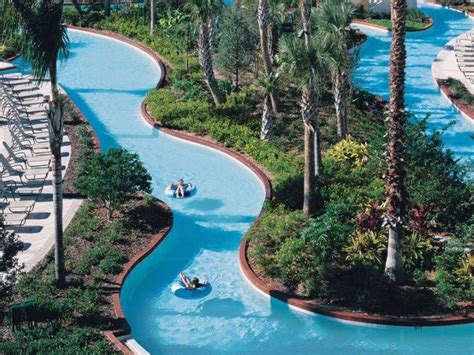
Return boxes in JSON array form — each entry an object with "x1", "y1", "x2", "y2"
[{"x1": 0, "y1": 0, "x2": 472, "y2": 353}]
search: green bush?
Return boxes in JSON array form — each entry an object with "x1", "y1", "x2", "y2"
[
  {"x1": 99, "y1": 250, "x2": 126, "y2": 275},
  {"x1": 248, "y1": 206, "x2": 309, "y2": 276},
  {"x1": 77, "y1": 246, "x2": 108, "y2": 275},
  {"x1": 75, "y1": 147, "x2": 152, "y2": 220},
  {"x1": 0, "y1": 323, "x2": 113, "y2": 353}
]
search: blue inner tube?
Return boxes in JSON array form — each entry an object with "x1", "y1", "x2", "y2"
[
  {"x1": 171, "y1": 280, "x2": 212, "y2": 299},
  {"x1": 165, "y1": 183, "x2": 197, "y2": 198}
]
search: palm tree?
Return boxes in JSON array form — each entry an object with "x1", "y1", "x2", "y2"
[
  {"x1": 259, "y1": 73, "x2": 278, "y2": 140},
  {"x1": 4, "y1": 0, "x2": 69, "y2": 286},
  {"x1": 300, "y1": 0, "x2": 312, "y2": 45},
  {"x1": 384, "y1": 0, "x2": 408, "y2": 283},
  {"x1": 150, "y1": 0, "x2": 156, "y2": 35},
  {"x1": 316, "y1": 0, "x2": 356, "y2": 139},
  {"x1": 187, "y1": 0, "x2": 224, "y2": 105},
  {"x1": 267, "y1": 0, "x2": 286, "y2": 63},
  {"x1": 257, "y1": 0, "x2": 280, "y2": 112},
  {"x1": 279, "y1": 35, "x2": 329, "y2": 216}
]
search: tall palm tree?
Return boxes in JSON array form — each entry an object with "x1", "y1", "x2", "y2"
[
  {"x1": 280, "y1": 35, "x2": 328, "y2": 216},
  {"x1": 259, "y1": 73, "x2": 278, "y2": 140},
  {"x1": 317, "y1": 0, "x2": 355, "y2": 139},
  {"x1": 257, "y1": 0, "x2": 280, "y2": 112},
  {"x1": 187, "y1": 0, "x2": 224, "y2": 105},
  {"x1": 150, "y1": 0, "x2": 156, "y2": 35},
  {"x1": 385, "y1": 0, "x2": 408, "y2": 283},
  {"x1": 4, "y1": 0, "x2": 69, "y2": 286},
  {"x1": 267, "y1": 0, "x2": 286, "y2": 63},
  {"x1": 300, "y1": 0, "x2": 312, "y2": 45}
]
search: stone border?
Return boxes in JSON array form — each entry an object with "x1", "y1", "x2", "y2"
[
  {"x1": 436, "y1": 79, "x2": 474, "y2": 121},
  {"x1": 352, "y1": 17, "x2": 433, "y2": 32},
  {"x1": 68, "y1": 26, "x2": 473, "y2": 354}
]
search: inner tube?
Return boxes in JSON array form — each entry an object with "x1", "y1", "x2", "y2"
[
  {"x1": 171, "y1": 280, "x2": 211, "y2": 299},
  {"x1": 165, "y1": 183, "x2": 196, "y2": 198}
]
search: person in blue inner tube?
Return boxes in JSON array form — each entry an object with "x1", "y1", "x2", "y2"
[
  {"x1": 175, "y1": 178, "x2": 194, "y2": 198},
  {"x1": 179, "y1": 272, "x2": 208, "y2": 290}
]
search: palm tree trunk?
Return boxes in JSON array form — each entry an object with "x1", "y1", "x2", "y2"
[
  {"x1": 150, "y1": 0, "x2": 155, "y2": 35},
  {"x1": 301, "y1": 84, "x2": 319, "y2": 216},
  {"x1": 49, "y1": 60, "x2": 65, "y2": 287},
  {"x1": 258, "y1": 0, "x2": 279, "y2": 112},
  {"x1": 260, "y1": 94, "x2": 273, "y2": 140},
  {"x1": 333, "y1": 71, "x2": 349, "y2": 139},
  {"x1": 300, "y1": 0, "x2": 312, "y2": 46},
  {"x1": 384, "y1": 0, "x2": 408, "y2": 283},
  {"x1": 198, "y1": 19, "x2": 224, "y2": 105}
]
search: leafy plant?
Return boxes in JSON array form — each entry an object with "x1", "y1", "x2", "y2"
[
  {"x1": 402, "y1": 233, "x2": 433, "y2": 273},
  {"x1": 344, "y1": 231, "x2": 387, "y2": 267},
  {"x1": 357, "y1": 201, "x2": 384, "y2": 233},
  {"x1": 75, "y1": 148, "x2": 152, "y2": 220},
  {"x1": 326, "y1": 138, "x2": 369, "y2": 168}
]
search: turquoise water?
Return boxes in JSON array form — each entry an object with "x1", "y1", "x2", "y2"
[
  {"x1": 354, "y1": 3, "x2": 474, "y2": 166},
  {"x1": 13, "y1": 3, "x2": 473, "y2": 354}
]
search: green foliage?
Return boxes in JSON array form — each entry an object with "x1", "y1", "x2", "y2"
[
  {"x1": 344, "y1": 231, "x2": 387, "y2": 267},
  {"x1": 99, "y1": 250, "x2": 125, "y2": 274},
  {"x1": 75, "y1": 147, "x2": 152, "y2": 219},
  {"x1": 402, "y1": 233, "x2": 433, "y2": 273},
  {"x1": 0, "y1": 323, "x2": 113, "y2": 353},
  {"x1": 248, "y1": 206, "x2": 309, "y2": 276},
  {"x1": 446, "y1": 78, "x2": 474, "y2": 106},
  {"x1": 326, "y1": 139, "x2": 369, "y2": 168},
  {"x1": 77, "y1": 246, "x2": 108, "y2": 275},
  {"x1": 0, "y1": 225, "x2": 23, "y2": 291},
  {"x1": 434, "y1": 238, "x2": 473, "y2": 309},
  {"x1": 215, "y1": 7, "x2": 257, "y2": 87},
  {"x1": 404, "y1": 117, "x2": 473, "y2": 230}
]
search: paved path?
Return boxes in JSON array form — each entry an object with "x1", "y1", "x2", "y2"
[
  {"x1": 1, "y1": 81, "x2": 82, "y2": 272},
  {"x1": 432, "y1": 30, "x2": 474, "y2": 94}
]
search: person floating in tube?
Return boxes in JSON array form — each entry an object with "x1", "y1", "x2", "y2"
[
  {"x1": 176, "y1": 178, "x2": 186, "y2": 198},
  {"x1": 180, "y1": 272, "x2": 208, "y2": 290}
]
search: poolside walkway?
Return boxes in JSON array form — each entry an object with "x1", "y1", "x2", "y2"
[
  {"x1": 432, "y1": 31, "x2": 474, "y2": 94},
  {"x1": 1, "y1": 81, "x2": 82, "y2": 272}
]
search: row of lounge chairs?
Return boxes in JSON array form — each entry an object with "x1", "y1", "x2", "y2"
[
  {"x1": 0, "y1": 72, "x2": 52, "y2": 233},
  {"x1": 455, "y1": 30, "x2": 474, "y2": 84}
]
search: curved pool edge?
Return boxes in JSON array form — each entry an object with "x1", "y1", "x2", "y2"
[{"x1": 239, "y1": 238, "x2": 474, "y2": 327}]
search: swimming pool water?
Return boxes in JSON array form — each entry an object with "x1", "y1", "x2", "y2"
[
  {"x1": 354, "y1": 3, "x2": 474, "y2": 165},
  {"x1": 15, "y1": 2, "x2": 473, "y2": 353}
]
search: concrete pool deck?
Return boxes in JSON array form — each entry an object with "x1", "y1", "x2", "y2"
[
  {"x1": 432, "y1": 31, "x2": 474, "y2": 95},
  {"x1": 0, "y1": 80, "x2": 82, "y2": 272},
  {"x1": 432, "y1": 31, "x2": 474, "y2": 121}
]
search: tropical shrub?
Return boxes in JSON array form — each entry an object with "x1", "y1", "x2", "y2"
[
  {"x1": 326, "y1": 139, "x2": 369, "y2": 168},
  {"x1": 0, "y1": 225, "x2": 23, "y2": 291},
  {"x1": 343, "y1": 231, "x2": 387, "y2": 267},
  {"x1": 402, "y1": 233, "x2": 433, "y2": 273},
  {"x1": 75, "y1": 148, "x2": 152, "y2": 219}
]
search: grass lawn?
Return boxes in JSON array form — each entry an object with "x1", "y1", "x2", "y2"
[{"x1": 365, "y1": 18, "x2": 431, "y2": 31}]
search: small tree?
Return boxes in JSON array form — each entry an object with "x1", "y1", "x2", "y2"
[
  {"x1": 0, "y1": 222, "x2": 23, "y2": 292},
  {"x1": 76, "y1": 148, "x2": 152, "y2": 220},
  {"x1": 216, "y1": 8, "x2": 257, "y2": 89}
]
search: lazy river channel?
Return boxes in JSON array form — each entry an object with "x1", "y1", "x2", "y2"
[{"x1": 16, "y1": 2, "x2": 473, "y2": 354}]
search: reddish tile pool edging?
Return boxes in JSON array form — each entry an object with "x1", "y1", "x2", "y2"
[
  {"x1": 436, "y1": 79, "x2": 474, "y2": 121},
  {"x1": 66, "y1": 26, "x2": 473, "y2": 353}
]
